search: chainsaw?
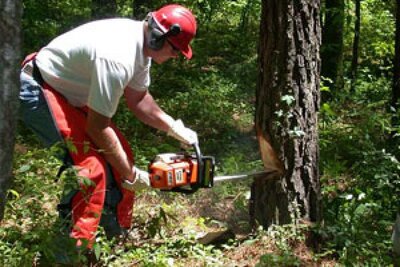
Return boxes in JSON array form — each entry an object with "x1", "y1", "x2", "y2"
[{"x1": 148, "y1": 143, "x2": 270, "y2": 194}]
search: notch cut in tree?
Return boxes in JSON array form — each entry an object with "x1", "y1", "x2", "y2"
[{"x1": 251, "y1": 0, "x2": 322, "y2": 229}]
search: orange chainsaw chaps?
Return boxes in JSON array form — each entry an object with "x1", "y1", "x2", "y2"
[{"x1": 41, "y1": 83, "x2": 135, "y2": 247}]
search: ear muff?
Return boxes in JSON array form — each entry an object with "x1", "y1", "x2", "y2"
[
  {"x1": 148, "y1": 16, "x2": 165, "y2": 51},
  {"x1": 147, "y1": 15, "x2": 181, "y2": 51}
]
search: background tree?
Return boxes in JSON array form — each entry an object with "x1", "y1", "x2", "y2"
[
  {"x1": 133, "y1": 0, "x2": 152, "y2": 20},
  {"x1": 392, "y1": 2, "x2": 400, "y2": 265},
  {"x1": 321, "y1": 0, "x2": 345, "y2": 95},
  {"x1": 350, "y1": 0, "x2": 361, "y2": 91},
  {"x1": 252, "y1": 0, "x2": 322, "y2": 227},
  {"x1": 91, "y1": 0, "x2": 117, "y2": 19},
  {"x1": 239, "y1": 0, "x2": 256, "y2": 31},
  {"x1": 0, "y1": 0, "x2": 22, "y2": 221},
  {"x1": 22, "y1": 0, "x2": 91, "y2": 54},
  {"x1": 392, "y1": 0, "x2": 400, "y2": 126}
]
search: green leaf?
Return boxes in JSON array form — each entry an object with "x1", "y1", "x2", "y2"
[
  {"x1": 320, "y1": 85, "x2": 331, "y2": 92},
  {"x1": 18, "y1": 164, "x2": 31, "y2": 173},
  {"x1": 65, "y1": 138, "x2": 78, "y2": 154},
  {"x1": 281, "y1": 95, "x2": 295, "y2": 105},
  {"x1": 93, "y1": 243, "x2": 101, "y2": 260},
  {"x1": 321, "y1": 103, "x2": 336, "y2": 116},
  {"x1": 83, "y1": 141, "x2": 90, "y2": 154},
  {"x1": 242, "y1": 239, "x2": 257, "y2": 245},
  {"x1": 7, "y1": 189, "x2": 20, "y2": 199}
]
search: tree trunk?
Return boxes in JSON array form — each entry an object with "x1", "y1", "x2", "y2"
[
  {"x1": 321, "y1": 0, "x2": 344, "y2": 95},
  {"x1": 91, "y1": 0, "x2": 117, "y2": 19},
  {"x1": 392, "y1": 2, "x2": 400, "y2": 265},
  {"x1": 393, "y1": 213, "x2": 400, "y2": 267},
  {"x1": 350, "y1": 0, "x2": 361, "y2": 91},
  {"x1": 252, "y1": 0, "x2": 321, "y2": 228},
  {"x1": 392, "y1": 0, "x2": 400, "y2": 113},
  {"x1": 0, "y1": 0, "x2": 22, "y2": 221},
  {"x1": 239, "y1": 0, "x2": 255, "y2": 31}
]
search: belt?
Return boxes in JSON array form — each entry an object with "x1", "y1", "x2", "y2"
[{"x1": 22, "y1": 59, "x2": 44, "y2": 86}]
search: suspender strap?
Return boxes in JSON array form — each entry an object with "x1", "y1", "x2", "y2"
[{"x1": 32, "y1": 59, "x2": 45, "y2": 86}]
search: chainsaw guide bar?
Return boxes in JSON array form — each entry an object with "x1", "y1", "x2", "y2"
[{"x1": 213, "y1": 170, "x2": 272, "y2": 184}]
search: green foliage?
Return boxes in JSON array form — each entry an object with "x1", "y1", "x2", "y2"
[
  {"x1": 22, "y1": 0, "x2": 92, "y2": 53},
  {"x1": 1, "y1": 148, "x2": 75, "y2": 265},
  {"x1": 319, "y1": 72, "x2": 398, "y2": 265},
  {"x1": 320, "y1": 148, "x2": 398, "y2": 264},
  {"x1": 343, "y1": 0, "x2": 395, "y2": 76},
  {"x1": 256, "y1": 253, "x2": 301, "y2": 267},
  {"x1": 320, "y1": 3, "x2": 398, "y2": 256},
  {"x1": 254, "y1": 217, "x2": 309, "y2": 267}
]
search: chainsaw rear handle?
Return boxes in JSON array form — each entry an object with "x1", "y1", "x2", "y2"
[
  {"x1": 193, "y1": 142, "x2": 202, "y2": 183},
  {"x1": 192, "y1": 143, "x2": 214, "y2": 189}
]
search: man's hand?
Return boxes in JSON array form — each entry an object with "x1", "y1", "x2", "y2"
[
  {"x1": 121, "y1": 167, "x2": 151, "y2": 192},
  {"x1": 167, "y1": 119, "x2": 198, "y2": 145}
]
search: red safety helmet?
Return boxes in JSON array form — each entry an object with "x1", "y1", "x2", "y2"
[{"x1": 151, "y1": 4, "x2": 197, "y2": 59}]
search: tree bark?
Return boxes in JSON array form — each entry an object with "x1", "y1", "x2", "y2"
[
  {"x1": 393, "y1": 213, "x2": 400, "y2": 267},
  {"x1": 392, "y1": 0, "x2": 400, "y2": 112},
  {"x1": 252, "y1": 0, "x2": 321, "y2": 228},
  {"x1": 392, "y1": 3, "x2": 400, "y2": 265},
  {"x1": 0, "y1": 0, "x2": 22, "y2": 221},
  {"x1": 91, "y1": 0, "x2": 117, "y2": 19},
  {"x1": 321, "y1": 0, "x2": 344, "y2": 95},
  {"x1": 240, "y1": 0, "x2": 255, "y2": 31},
  {"x1": 350, "y1": 0, "x2": 361, "y2": 91}
]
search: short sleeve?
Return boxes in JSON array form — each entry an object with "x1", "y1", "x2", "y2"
[
  {"x1": 88, "y1": 58, "x2": 129, "y2": 117},
  {"x1": 127, "y1": 64, "x2": 151, "y2": 91}
]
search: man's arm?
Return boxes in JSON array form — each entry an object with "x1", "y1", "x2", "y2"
[
  {"x1": 85, "y1": 108, "x2": 135, "y2": 181},
  {"x1": 124, "y1": 88, "x2": 175, "y2": 132},
  {"x1": 125, "y1": 87, "x2": 199, "y2": 145}
]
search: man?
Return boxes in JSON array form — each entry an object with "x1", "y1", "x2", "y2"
[{"x1": 19, "y1": 4, "x2": 198, "y2": 249}]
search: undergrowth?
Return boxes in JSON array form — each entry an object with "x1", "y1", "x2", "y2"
[
  {"x1": 318, "y1": 75, "x2": 399, "y2": 266},
  {"x1": 0, "y1": 143, "x2": 322, "y2": 266}
]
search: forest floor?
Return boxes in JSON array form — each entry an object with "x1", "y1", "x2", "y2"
[{"x1": 127, "y1": 188, "x2": 338, "y2": 267}]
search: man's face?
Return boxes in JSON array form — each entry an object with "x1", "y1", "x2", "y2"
[{"x1": 152, "y1": 40, "x2": 180, "y2": 64}]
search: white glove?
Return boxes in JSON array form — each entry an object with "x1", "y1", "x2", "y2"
[
  {"x1": 121, "y1": 167, "x2": 151, "y2": 192},
  {"x1": 167, "y1": 119, "x2": 198, "y2": 145}
]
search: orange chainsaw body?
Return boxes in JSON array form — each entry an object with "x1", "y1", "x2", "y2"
[{"x1": 149, "y1": 153, "x2": 199, "y2": 190}]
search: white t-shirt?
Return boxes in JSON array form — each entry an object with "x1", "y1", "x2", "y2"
[{"x1": 36, "y1": 18, "x2": 151, "y2": 118}]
